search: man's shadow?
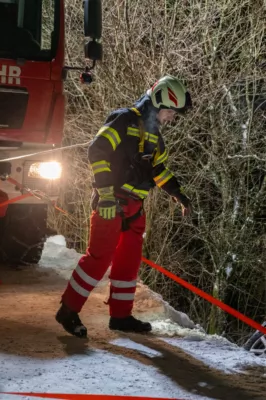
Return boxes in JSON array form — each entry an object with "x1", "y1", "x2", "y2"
[{"x1": 57, "y1": 335, "x2": 92, "y2": 357}]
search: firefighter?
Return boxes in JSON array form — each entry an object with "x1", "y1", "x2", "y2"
[{"x1": 56, "y1": 75, "x2": 193, "y2": 338}]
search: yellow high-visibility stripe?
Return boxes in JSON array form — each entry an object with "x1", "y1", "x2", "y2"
[
  {"x1": 154, "y1": 169, "x2": 168, "y2": 183},
  {"x1": 93, "y1": 166, "x2": 110, "y2": 174},
  {"x1": 154, "y1": 168, "x2": 173, "y2": 187},
  {"x1": 153, "y1": 149, "x2": 168, "y2": 166},
  {"x1": 91, "y1": 160, "x2": 111, "y2": 174},
  {"x1": 127, "y1": 127, "x2": 139, "y2": 137},
  {"x1": 131, "y1": 107, "x2": 141, "y2": 116},
  {"x1": 144, "y1": 132, "x2": 157, "y2": 144},
  {"x1": 101, "y1": 132, "x2": 116, "y2": 150},
  {"x1": 96, "y1": 126, "x2": 121, "y2": 150},
  {"x1": 122, "y1": 183, "x2": 149, "y2": 199},
  {"x1": 127, "y1": 128, "x2": 158, "y2": 144},
  {"x1": 145, "y1": 132, "x2": 158, "y2": 140}
]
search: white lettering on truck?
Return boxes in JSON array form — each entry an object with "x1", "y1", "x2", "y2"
[{"x1": 0, "y1": 65, "x2": 21, "y2": 85}]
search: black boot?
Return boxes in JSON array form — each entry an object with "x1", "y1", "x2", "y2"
[
  {"x1": 109, "y1": 315, "x2": 152, "y2": 333},
  {"x1": 55, "y1": 303, "x2": 87, "y2": 338}
]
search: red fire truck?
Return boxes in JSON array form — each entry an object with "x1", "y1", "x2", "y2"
[{"x1": 0, "y1": 0, "x2": 102, "y2": 265}]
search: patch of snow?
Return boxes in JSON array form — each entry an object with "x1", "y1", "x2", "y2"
[
  {"x1": 246, "y1": 217, "x2": 253, "y2": 223},
  {"x1": 151, "y1": 319, "x2": 206, "y2": 339},
  {"x1": 46, "y1": 234, "x2": 67, "y2": 246},
  {"x1": 110, "y1": 338, "x2": 162, "y2": 358},
  {"x1": 135, "y1": 285, "x2": 198, "y2": 330},
  {"x1": 162, "y1": 299, "x2": 198, "y2": 329},
  {"x1": 0, "y1": 352, "x2": 215, "y2": 400},
  {"x1": 241, "y1": 118, "x2": 249, "y2": 149},
  {"x1": 225, "y1": 263, "x2": 233, "y2": 278},
  {"x1": 39, "y1": 235, "x2": 83, "y2": 279},
  {"x1": 222, "y1": 85, "x2": 237, "y2": 116},
  {"x1": 161, "y1": 335, "x2": 266, "y2": 374},
  {"x1": 232, "y1": 196, "x2": 239, "y2": 221}
]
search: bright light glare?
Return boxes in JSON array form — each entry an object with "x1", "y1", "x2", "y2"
[{"x1": 28, "y1": 162, "x2": 62, "y2": 180}]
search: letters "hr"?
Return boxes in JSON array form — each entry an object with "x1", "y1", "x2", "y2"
[{"x1": 0, "y1": 65, "x2": 21, "y2": 85}]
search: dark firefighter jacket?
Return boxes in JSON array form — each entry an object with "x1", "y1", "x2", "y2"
[{"x1": 88, "y1": 100, "x2": 189, "y2": 206}]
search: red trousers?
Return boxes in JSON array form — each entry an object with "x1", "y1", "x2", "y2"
[{"x1": 61, "y1": 198, "x2": 146, "y2": 317}]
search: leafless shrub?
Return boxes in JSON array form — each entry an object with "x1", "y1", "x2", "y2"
[{"x1": 49, "y1": 0, "x2": 266, "y2": 344}]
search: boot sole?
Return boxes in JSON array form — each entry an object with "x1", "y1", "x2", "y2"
[
  {"x1": 109, "y1": 326, "x2": 152, "y2": 334},
  {"x1": 55, "y1": 314, "x2": 88, "y2": 339}
]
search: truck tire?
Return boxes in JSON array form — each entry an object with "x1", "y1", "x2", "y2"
[{"x1": 0, "y1": 203, "x2": 52, "y2": 265}]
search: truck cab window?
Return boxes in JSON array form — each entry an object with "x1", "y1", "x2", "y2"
[
  {"x1": 0, "y1": 0, "x2": 58, "y2": 61},
  {"x1": 41, "y1": 0, "x2": 55, "y2": 51}
]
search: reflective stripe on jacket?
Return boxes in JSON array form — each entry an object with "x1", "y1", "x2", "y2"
[{"x1": 88, "y1": 107, "x2": 187, "y2": 203}]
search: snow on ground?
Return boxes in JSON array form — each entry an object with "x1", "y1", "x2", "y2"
[
  {"x1": 1, "y1": 235, "x2": 266, "y2": 400},
  {"x1": 39, "y1": 235, "x2": 266, "y2": 373},
  {"x1": 0, "y1": 351, "x2": 215, "y2": 400},
  {"x1": 162, "y1": 335, "x2": 266, "y2": 374}
]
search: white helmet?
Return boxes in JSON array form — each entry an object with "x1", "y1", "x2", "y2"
[{"x1": 147, "y1": 75, "x2": 192, "y2": 113}]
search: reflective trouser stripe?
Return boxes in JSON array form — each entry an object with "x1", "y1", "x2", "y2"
[
  {"x1": 110, "y1": 279, "x2": 137, "y2": 288},
  {"x1": 112, "y1": 292, "x2": 135, "y2": 301},
  {"x1": 70, "y1": 276, "x2": 90, "y2": 298},
  {"x1": 76, "y1": 265, "x2": 99, "y2": 287}
]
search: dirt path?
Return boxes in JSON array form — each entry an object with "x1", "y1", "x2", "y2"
[{"x1": 0, "y1": 264, "x2": 265, "y2": 400}]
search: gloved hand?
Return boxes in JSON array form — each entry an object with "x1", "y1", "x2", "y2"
[
  {"x1": 172, "y1": 192, "x2": 192, "y2": 217},
  {"x1": 181, "y1": 201, "x2": 193, "y2": 217},
  {"x1": 97, "y1": 186, "x2": 117, "y2": 220}
]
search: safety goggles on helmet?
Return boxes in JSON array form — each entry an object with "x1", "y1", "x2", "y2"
[{"x1": 147, "y1": 75, "x2": 192, "y2": 114}]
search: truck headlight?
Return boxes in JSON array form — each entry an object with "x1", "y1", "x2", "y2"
[{"x1": 28, "y1": 162, "x2": 62, "y2": 180}]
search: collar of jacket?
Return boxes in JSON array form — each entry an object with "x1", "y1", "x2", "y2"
[{"x1": 132, "y1": 94, "x2": 160, "y2": 135}]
